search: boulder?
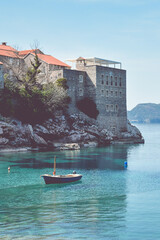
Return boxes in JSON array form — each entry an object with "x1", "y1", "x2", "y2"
[
  {"x1": 33, "y1": 134, "x2": 47, "y2": 146},
  {"x1": 83, "y1": 142, "x2": 98, "y2": 148},
  {"x1": 24, "y1": 124, "x2": 34, "y2": 138},
  {"x1": 0, "y1": 137, "x2": 9, "y2": 145},
  {"x1": 54, "y1": 143, "x2": 80, "y2": 150},
  {"x1": 127, "y1": 121, "x2": 142, "y2": 138}
]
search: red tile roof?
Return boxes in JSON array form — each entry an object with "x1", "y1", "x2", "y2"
[
  {"x1": 0, "y1": 44, "x2": 17, "y2": 52},
  {"x1": 0, "y1": 44, "x2": 71, "y2": 68},
  {"x1": 35, "y1": 53, "x2": 71, "y2": 68},
  {"x1": 19, "y1": 49, "x2": 36, "y2": 56},
  {"x1": 0, "y1": 49, "x2": 19, "y2": 58},
  {"x1": 19, "y1": 49, "x2": 44, "y2": 56},
  {"x1": 0, "y1": 44, "x2": 19, "y2": 58}
]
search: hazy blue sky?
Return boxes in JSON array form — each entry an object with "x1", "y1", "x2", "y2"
[{"x1": 0, "y1": 0, "x2": 160, "y2": 110}]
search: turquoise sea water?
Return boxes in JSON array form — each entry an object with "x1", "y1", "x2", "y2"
[{"x1": 0, "y1": 124, "x2": 160, "y2": 239}]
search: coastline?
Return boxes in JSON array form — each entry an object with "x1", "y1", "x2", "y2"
[{"x1": 0, "y1": 114, "x2": 144, "y2": 153}]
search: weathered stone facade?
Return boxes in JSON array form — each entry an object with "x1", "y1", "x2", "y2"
[
  {"x1": 0, "y1": 42, "x2": 70, "y2": 84},
  {"x1": 0, "y1": 42, "x2": 127, "y2": 135},
  {"x1": 24, "y1": 53, "x2": 70, "y2": 84},
  {"x1": 50, "y1": 58, "x2": 127, "y2": 135}
]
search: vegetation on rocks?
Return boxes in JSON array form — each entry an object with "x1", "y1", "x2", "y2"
[{"x1": 0, "y1": 55, "x2": 70, "y2": 124}]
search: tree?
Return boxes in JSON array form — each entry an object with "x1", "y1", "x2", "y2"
[{"x1": 0, "y1": 55, "x2": 71, "y2": 123}]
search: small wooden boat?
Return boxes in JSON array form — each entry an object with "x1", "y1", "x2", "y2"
[
  {"x1": 41, "y1": 173, "x2": 82, "y2": 184},
  {"x1": 41, "y1": 156, "x2": 82, "y2": 184}
]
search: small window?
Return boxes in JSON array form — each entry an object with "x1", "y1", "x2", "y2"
[
  {"x1": 119, "y1": 77, "x2": 122, "y2": 87},
  {"x1": 110, "y1": 105, "x2": 114, "y2": 111},
  {"x1": 101, "y1": 80, "x2": 104, "y2": 84},
  {"x1": 101, "y1": 89, "x2": 104, "y2": 95},
  {"x1": 111, "y1": 91, "x2": 113, "y2": 96},
  {"x1": 115, "y1": 91, "x2": 118, "y2": 97},
  {"x1": 79, "y1": 75, "x2": 83, "y2": 83},
  {"x1": 106, "y1": 80, "x2": 108, "y2": 85},
  {"x1": 119, "y1": 91, "x2": 122, "y2": 97},
  {"x1": 106, "y1": 90, "x2": 109, "y2": 97},
  {"x1": 111, "y1": 76, "x2": 113, "y2": 85},
  {"x1": 101, "y1": 74, "x2": 104, "y2": 79},
  {"x1": 106, "y1": 104, "x2": 109, "y2": 111},
  {"x1": 115, "y1": 104, "x2": 118, "y2": 111},
  {"x1": 115, "y1": 81, "x2": 117, "y2": 86},
  {"x1": 79, "y1": 88, "x2": 83, "y2": 96}
]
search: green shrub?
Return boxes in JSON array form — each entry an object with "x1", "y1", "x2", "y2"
[{"x1": 55, "y1": 78, "x2": 68, "y2": 90}]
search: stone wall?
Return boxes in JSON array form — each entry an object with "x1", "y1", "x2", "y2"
[
  {"x1": 63, "y1": 69, "x2": 86, "y2": 114},
  {"x1": 95, "y1": 66, "x2": 127, "y2": 133},
  {"x1": 24, "y1": 54, "x2": 66, "y2": 84},
  {"x1": 75, "y1": 61, "x2": 127, "y2": 133},
  {"x1": 0, "y1": 55, "x2": 24, "y2": 81},
  {"x1": 49, "y1": 63, "x2": 127, "y2": 134}
]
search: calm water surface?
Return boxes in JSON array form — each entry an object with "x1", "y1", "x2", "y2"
[{"x1": 0, "y1": 124, "x2": 160, "y2": 239}]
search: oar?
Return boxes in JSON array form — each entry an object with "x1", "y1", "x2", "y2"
[{"x1": 53, "y1": 156, "x2": 56, "y2": 175}]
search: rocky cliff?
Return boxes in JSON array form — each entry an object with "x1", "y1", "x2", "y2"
[{"x1": 0, "y1": 113, "x2": 144, "y2": 152}]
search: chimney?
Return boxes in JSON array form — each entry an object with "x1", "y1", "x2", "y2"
[{"x1": 2, "y1": 42, "x2": 7, "y2": 46}]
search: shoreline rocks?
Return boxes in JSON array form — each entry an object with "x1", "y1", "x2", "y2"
[{"x1": 0, "y1": 114, "x2": 144, "y2": 152}]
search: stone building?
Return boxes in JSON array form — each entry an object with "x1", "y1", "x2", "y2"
[
  {"x1": 51, "y1": 57, "x2": 127, "y2": 134},
  {"x1": 0, "y1": 42, "x2": 70, "y2": 83},
  {"x1": 24, "y1": 52, "x2": 70, "y2": 84},
  {"x1": 0, "y1": 62, "x2": 4, "y2": 89},
  {"x1": 0, "y1": 42, "x2": 127, "y2": 135}
]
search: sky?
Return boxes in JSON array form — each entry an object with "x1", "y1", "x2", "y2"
[{"x1": 0, "y1": 0, "x2": 160, "y2": 110}]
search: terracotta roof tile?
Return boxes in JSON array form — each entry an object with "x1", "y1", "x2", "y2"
[
  {"x1": 0, "y1": 44, "x2": 71, "y2": 68},
  {"x1": 0, "y1": 44, "x2": 17, "y2": 52},
  {"x1": 0, "y1": 49, "x2": 19, "y2": 58},
  {"x1": 19, "y1": 49, "x2": 36, "y2": 56},
  {"x1": 35, "y1": 53, "x2": 71, "y2": 68}
]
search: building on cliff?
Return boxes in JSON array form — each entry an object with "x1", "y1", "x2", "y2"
[
  {"x1": 0, "y1": 42, "x2": 127, "y2": 135},
  {"x1": 0, "y1": 42, "x2": 70, "y2": 83},
  {"x1": 52, "y1": 57, "x2": 127, "y2": 134}
]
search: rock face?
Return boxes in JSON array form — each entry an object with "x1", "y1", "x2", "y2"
[{"x1": 0, "y1": 114, "x2": 144, "y2": 151}]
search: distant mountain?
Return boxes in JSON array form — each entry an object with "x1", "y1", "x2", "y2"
[{"x1": 127, "y1": 103, "x2": 160, "y2": 123}]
